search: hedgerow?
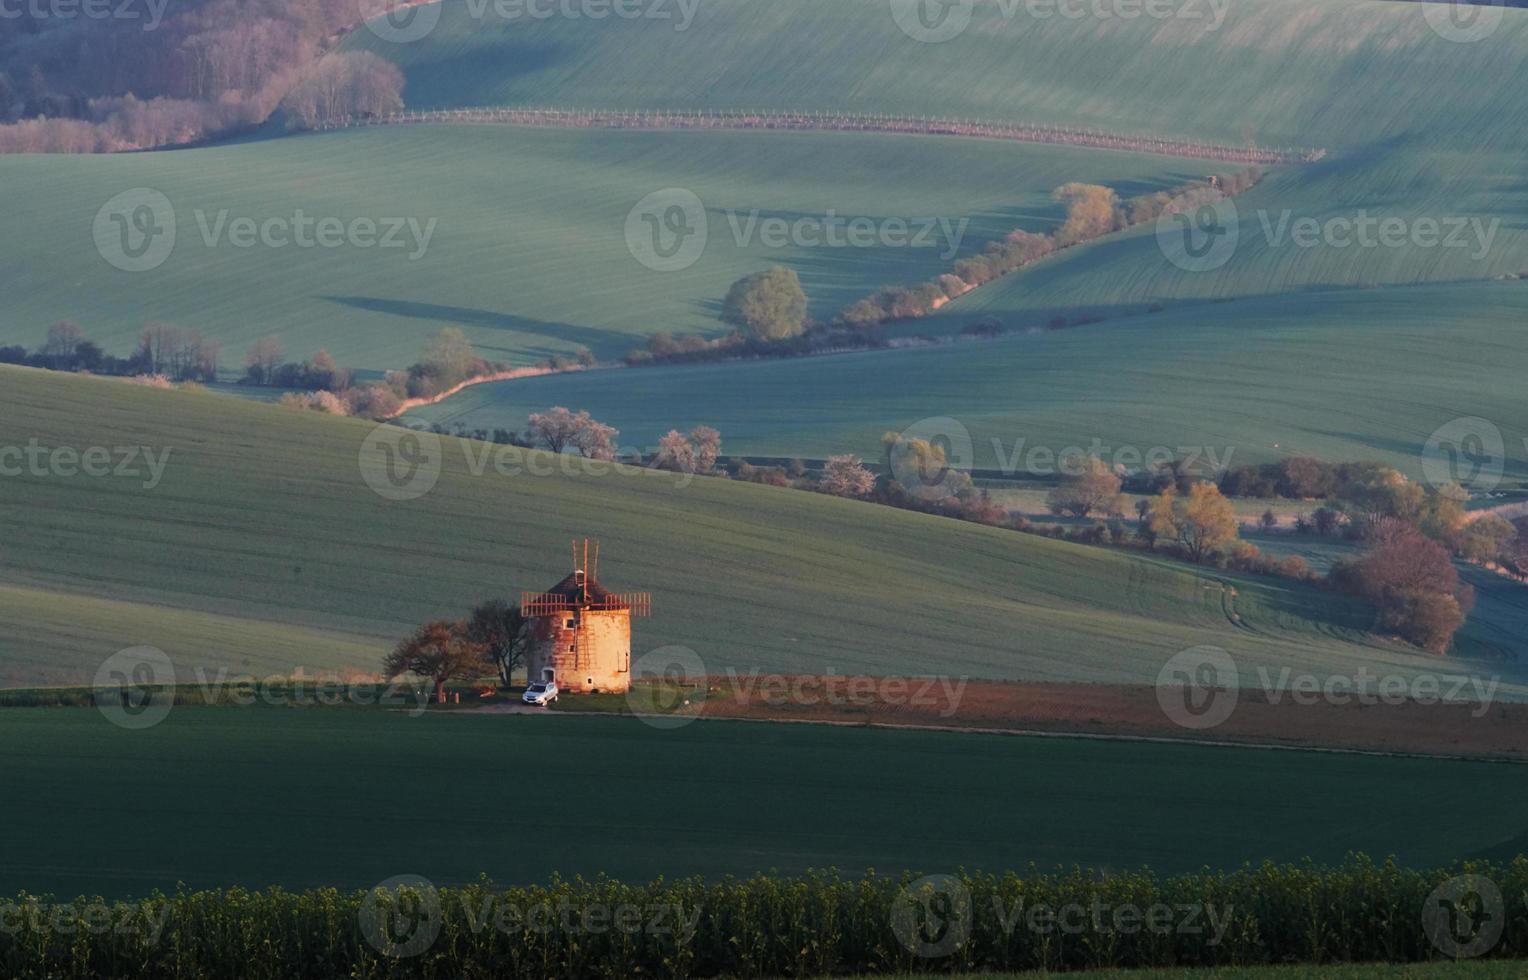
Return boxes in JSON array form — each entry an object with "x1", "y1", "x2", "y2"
[{"x1": 2, "y1": 858, "x2": 1524, "y2": 979}]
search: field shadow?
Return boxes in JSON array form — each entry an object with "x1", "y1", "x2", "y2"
[{"x1": 322, "y1": 295, "x2": 633, "y2": 358}]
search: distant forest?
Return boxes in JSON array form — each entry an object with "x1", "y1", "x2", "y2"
[{"x1": 0, "y1": 0, "x2": 404, "y2": 152}]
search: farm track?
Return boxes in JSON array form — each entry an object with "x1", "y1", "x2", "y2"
[
  {"x1": 323, "y1": 107, "x2": 1325, "y2": 165},
  {"x1": 592, "y1": 677, "x2": 1528, "y2": 762}
]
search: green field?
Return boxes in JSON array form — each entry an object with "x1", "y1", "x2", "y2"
[
  {"x1": 1247, "y1": 531, "x2": 1528, "y2": 666},
  {"x1": 9, "y1": 365, "x2": 1522, "y2": 692},
  {"x1": 346, "y1": 0, "x2": 1528, "y2": 323},
  {"x1": 3, "y1": 707, "x2": 1526, "y2": 897},
  {"x1": 0, "y1": 125, "x2": 1208, "y2": 372},
  {"x1": 911, "y1": 970, "x2": 1528, "y2": 980},
  {"x1": 352, "y1": 0, "x2": 1528, "y2": 152},
  {"x1": 408, "y1": 281, "x2": 1528, "y2": 481}
]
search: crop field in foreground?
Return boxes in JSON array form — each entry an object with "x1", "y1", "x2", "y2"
[
  {"x1": 9, "y1": 366, "x2": 1525, "y2": 693},
  {"x1": 3, "y1": 708, "x2": 1526, "y2": 898},
  {"x1": 410, "y1": 281, "x2": 1528, "y2": 483},
  {"x1": 0, "y1": 124, "x2": 1209, "y2": 372},
  {"x1": 907, "y1": 969, "x2": 1527, "y2": 979}
]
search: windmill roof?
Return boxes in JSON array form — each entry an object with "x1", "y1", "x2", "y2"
[{"x1": 544, "y1": 572, "x2": 620, "y2": 603}]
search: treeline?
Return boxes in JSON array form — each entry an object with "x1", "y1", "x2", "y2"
[
  {"x1": 346, "y1": 107, "x2": 1324, "y2": 165},
  {"x1": 0, "y1": 321, "x2": 220, "y2": 381},
  {"x1": 0, "y1": 0, "x2": 404, "y2": 152},
  {"x1": 841, "y1": 170, "x2": 1261, "y2": 331},
  {"x1": 0, "y1": 858, "x2": 1522, "y2": 978},
  {"x1": 743, "y1": 437, "x2": 1502, "y2": 654},
  {"x1": 1222, "y1": 457, "x2": 1402, "y2": 500},
  {"x1": 274, "y1": 328, "x2": 511, "y2": 419},
  {"x1": 0, "y1": 320, "x2": 514, "y2": 420},
  {"x1": 626, "y1": 170, "x2": 1261, "y2": 367}
]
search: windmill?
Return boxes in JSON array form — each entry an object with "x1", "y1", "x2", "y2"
[{"x1": 519, "y1": 539, "x2": 651, "y2": 694}]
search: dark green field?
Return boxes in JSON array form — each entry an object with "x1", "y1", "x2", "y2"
[
  {"x1": 3, "y1": 707, "x2": 1525, "y2": 898},
  {"x1": 908, "y1": 969, "x2": 1528, "y2": 979}
]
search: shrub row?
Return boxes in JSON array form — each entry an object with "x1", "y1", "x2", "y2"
[{"x1": 2, "y1": 858, "x2": 1523, "y2": 979}]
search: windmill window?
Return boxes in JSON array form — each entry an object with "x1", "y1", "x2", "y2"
[{"x1": 564, "y1": 618, "x2": 575, "y2": 628}]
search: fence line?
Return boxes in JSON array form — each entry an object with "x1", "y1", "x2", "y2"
[{"x1": 322, "y1": 106, "x2": 1326, "y2": 165}]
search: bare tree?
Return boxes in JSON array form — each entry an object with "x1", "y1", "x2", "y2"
[
  {"x1": 1046, "y1": 455, "x2": 1125, "y2": 518},
  {"x1": 528, "y1": 407, "x2": 581, "y2": 454},
  {"x1": 244, "y1": 335, "x2": 283, "y2": 385},
  {"x1": 466, "y1": 600, "x2": 530, "y2": 687},
  {"x1": 41, "y1": 321, "x2": 84, "y2": 368},
  {"x1": 690, "y1": 426, "x2": 721, "y2": 474},
  {"x1": 652, "y1": 430, "x2": 696, "y2": 473},
  {"x1": 819, "y1": 455, "x2": 876, "y2": 498},
  {"x1": 573, "y1": 418, "x2": 619, "y2": 461}
]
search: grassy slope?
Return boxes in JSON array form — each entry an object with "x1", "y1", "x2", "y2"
[
  {"x1": 4, "y1": 709, "x2": 1527, "y2": 896},
  {"x1": 0, "y1": 125, "x2": 1205, "y2": 371},
  {"x1": 1249, "y1": 531, "x2": 1528, "y2": 666},
  {"x1": 408, "y1": 280, "x2": 1528, "y2": 481},
  {"x1": 354, "y1": 0, "x2": 1527, "y2": 151},
  {"x1": 350, "y1": 0, "x2": 1528, "y2": 312},
  {"x1": 5, "y1": 364, "x2": 1515, "y2": 692}
]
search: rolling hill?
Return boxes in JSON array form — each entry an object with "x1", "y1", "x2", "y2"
[
  {"x1": 349, "y1": 0, "x2": 1528, "y2": 152},
  {"x1": 347, "y1": 0, "x2": 1528, "y2": 330},
  {"x1": 5, "y1": 364, "x2": 1515, "y2": 693},
  {"x1": 407, "y1": 280, "x2": 1528, "y2": 484},
  {"x1": 0, "y1": 125, "x2": 1210, "y2": 371}
]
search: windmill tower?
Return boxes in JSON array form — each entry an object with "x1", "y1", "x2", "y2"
[{"x1": 519, "y1": 539, "x2": 651, "y2": 694}]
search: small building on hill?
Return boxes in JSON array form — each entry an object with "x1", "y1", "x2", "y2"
[{"x1": 519, "y1": 540, "x2": 651, "y2": 694}]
